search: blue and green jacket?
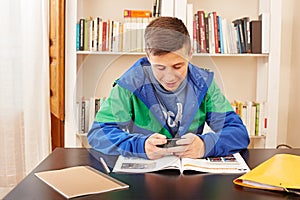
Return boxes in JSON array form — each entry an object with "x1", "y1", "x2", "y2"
[{"x1": 87, "y1": 57, "x2": 249, "y2": 159}]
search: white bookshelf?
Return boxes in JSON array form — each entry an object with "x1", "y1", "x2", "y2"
[{"x1": 65, "y1": 0, "x2": 281, "y2": 148}]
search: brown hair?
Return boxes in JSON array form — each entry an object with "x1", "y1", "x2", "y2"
[{"x1": 144, "y1": 17, "x2": 191, "y2": 56}]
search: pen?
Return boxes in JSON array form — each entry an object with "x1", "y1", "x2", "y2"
[{"x1": 100, "y1": 157, "x2": 111, "y2": 174}]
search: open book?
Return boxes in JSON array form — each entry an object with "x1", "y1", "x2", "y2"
[
  {"x1": 113, "y1": 153, "x2": 250, "y2": 174},
  {"x1": 35, "y1": 166, "x2": 129, "y2": 199}
]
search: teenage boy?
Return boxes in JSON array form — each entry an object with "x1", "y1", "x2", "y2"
[{"x1": 87, "y1": 17, "x2": 249, "y2": 160}]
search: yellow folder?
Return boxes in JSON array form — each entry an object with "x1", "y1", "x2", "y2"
[{"x1": 233, "y1": 154, "x2": 300, "y2": 195}]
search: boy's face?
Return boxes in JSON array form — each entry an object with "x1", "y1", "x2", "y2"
[{"x1": 147, "y1": 48, "x2": 191, "y2": 92}]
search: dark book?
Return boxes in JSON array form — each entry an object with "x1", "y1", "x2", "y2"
[
  {"x1": 250, "y1": 20, "x2": 262, "y2": 54},
  {"x1": 212, "y1": 11, "x2": 220, "y2": 53},
  {"x1": 204, "y1": 14, "x2": 209, "y2": 53},
  {"x1": 79, "y1": 18, "x2": 85, "y2": 51},
  {"x1": 232, "y1": 19, "x2": 245, "y2": 53},
  {"x1": 242, "y1": 17, "x2": 251, "y2": 53}
]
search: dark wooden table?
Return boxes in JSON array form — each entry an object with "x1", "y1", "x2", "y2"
[{"x1": 4, "y1": 148, "x2": 300, "y2": 200}]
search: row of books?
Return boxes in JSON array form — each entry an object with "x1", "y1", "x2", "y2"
[
  {"x1": 231, "y1": 101, "x2": 267, "y2": 137},
  {"x1": 77, "y1": 97, "x2": 106, "y2": 134},
  {"x1": 76, "y1": 10, "x2": 151, "y2": 52},
  {"x1": 153, "y1": 0, "x2": 269, "y2": 54},
  {"x1": 76, "y1": 8, "x2": 268, "y2": 54},
  {"x1": 76, "y1": 96, "x2": 267, "y2": 137},
  {"x1": 193, "y1": 11, "x2": 269, "y2": 54}
]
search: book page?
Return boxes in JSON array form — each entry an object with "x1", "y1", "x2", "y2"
[
  {"x1": 35, "y1": 166, "x2": 129, "y2": 199},
  {"x1": 113, "y1": 155, "x2": 181, "y2": 173},
  {"x1": 182, "y1": 153, "x2": 250, "y2": 174}
]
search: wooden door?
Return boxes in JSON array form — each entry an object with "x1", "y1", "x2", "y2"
[{"x1": 49, "y1": 0, "x2": 65, "y2": 150}]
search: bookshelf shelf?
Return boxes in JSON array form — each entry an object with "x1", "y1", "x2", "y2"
[
  {"x1": 66, "y1": 0, "x2": 281, "y2": 149},
  {"x1": 77, "y1": 51, "x2": 269, "y2": 57}
]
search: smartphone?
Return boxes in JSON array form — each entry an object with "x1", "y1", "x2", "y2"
[{"x1": 157, "y1": 138, "x2": 180, "y2": 148}]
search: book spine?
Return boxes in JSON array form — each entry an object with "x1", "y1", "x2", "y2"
[
  {"x1": 197, "y1": 10, "x2": 207, "y2": 53},
  {"x1": 204, "y1": 14, "x2": 209, "y2": 53},
  {"x1": 259, "y1": 13, "x2": 270, "y2": 53},
  {"x1": 76, "y1": 23, "x2": 80, "y2": 50},
  {"x1": 79, "y1": 18, "x2": 85, "y2": 51},
  {"x1": 124, "y1": 9, "x2": 151, "y2": 18},
  {"x1": 218, "y1": 16, "x2": 224, "y2": 54},
  {"x1": 84, "y1": 18, "x2": 90, "y2": 51},
  {"x1": 89, "y1": 18, "x2": 94, "y2": 51},
  {"x1": 208, "y1": 12, "x2": 215, "y2": 53},
  {"x1": 213, "y1": 12, "x2": 220, "y2": 53},
  {"x1": 102, "y1": 21, "x2": 107, "y2": 51},
  {"x1": 194, "y1": 13, "x2": 200, "y2": 53},
  {"x1": 242, "y1": 17, "x2": 251, "y2": 53},
  {"x1": 250, "y1": 20, "x2": 262, "y2": 53},
  {"x1": 160, "y1": 0, "x2": 174, "y2": 17}
]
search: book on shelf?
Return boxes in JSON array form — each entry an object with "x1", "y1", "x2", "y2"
[
  {"x1": 79, "y1": 18, "x2": 85, "y2": 51},
  {"x1": 207, "y1": 12, "x2": 216, "y2": 54},
  {"x1": 259, "y1": 13, "x2": 270, "y2": 54},
  {"x1": 196, "y1": 10, "x2": 207, "y2": 53},
  {"x1": 231, "y1": 100, "x2": 267, "y2": 137},
  {"x1": 159, "y1": 0, "x2": 174, "y2": 17},
  {"x1": 35, "y1": 166, "x2": 129, "y2": 199},
  {"x1": 152, "y1": 0, "x2": 161, "y2": 17},
  {"x1": 123, "y1": 9, "x2": 151, "y2": 18},
  {"x1": 84, "y1": 17, "x2": 90, "y2": 51},
  {"x1": 204, "y1": 13, "x2": 210, "y2": 53},
  {"x1": 77, "y1": 97, "x2": 106, "y2": 134},
  {"x1": 242, "y1": 17, "x2": 251, "y2": 53},
  {"x1": 113, "y1": 152, "x2": 250, "y2": 174},
  {"x1": 232, "y1": 18, "x2": 245, "y2": 53},
  {"x1": 174, "y1": 0, "x2": 187, "y2": 25},
  {"x1": 123, "y1": 10, "x2": 151, "y2": 52},
  {"x1": 250, "y1": 20, "x2": 262, "y2": 54},
  {"x1": 232, "y1": 17, "x2": 251, "y2": 53},
  {"x1": 186, "y1": 4, "x2": 194, "y2": 47},
  {"x1": 217, "y1": 15, "x2": 224, "y2": 54},
  {"x1": 212, "y1": 11, "x2": 220, "y2": 53},
  {"x1": 76, "y1": 22, "x2": 80, "y2": 50}
]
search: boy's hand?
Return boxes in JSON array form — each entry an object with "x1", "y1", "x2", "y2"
[
  {"x1": 167, "y1": 133, "x2": 205, "y2": 159},
  {"x1": 145, "y1": 133, "x2": 170, "y2": 160}
]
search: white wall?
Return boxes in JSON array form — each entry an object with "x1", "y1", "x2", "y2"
[
  {"x1": 287, "y1": 0, "x2": 300, "y2": 147},
  {"x1": 278, "y1": 0, "x2": 293, "y2": 145}
]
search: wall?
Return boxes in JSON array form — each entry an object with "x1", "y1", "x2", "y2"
[
  {"x1": 287, "y1": 0, "x2": 300, "y2": 147},
  {"x1": 278, "y1": 0, "x2": 293, "y2": 145}
]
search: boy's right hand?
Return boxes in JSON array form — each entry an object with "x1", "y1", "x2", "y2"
[{"x1": 145, "y1": 133, "x2": 170, "y2": 160}]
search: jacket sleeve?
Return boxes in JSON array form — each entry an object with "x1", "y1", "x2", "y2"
[
  {"x1": 198, "y1": 80, "x2": 250, "y2": 157},
  {"x1": 87, "y1": 85, "x2": 149, "y2": 158}
]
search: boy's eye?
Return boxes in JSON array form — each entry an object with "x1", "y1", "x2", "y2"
[
  {"x1": 154, "y1": 65, "x2": 166, "y2": 70},
  {"x1": 174, "y1": 64, "x2": 183, "y2": 69}
]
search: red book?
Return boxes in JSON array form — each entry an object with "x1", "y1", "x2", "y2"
[
  {"x1": 102, "y1": 21, "x2": 107, "y2": 51},
  {"x1": 197, "y1": 11, "x2": 207, "y2": 53},
  {"x1": 212, "y1": 11, "x2": 220, "y2": 53}
]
